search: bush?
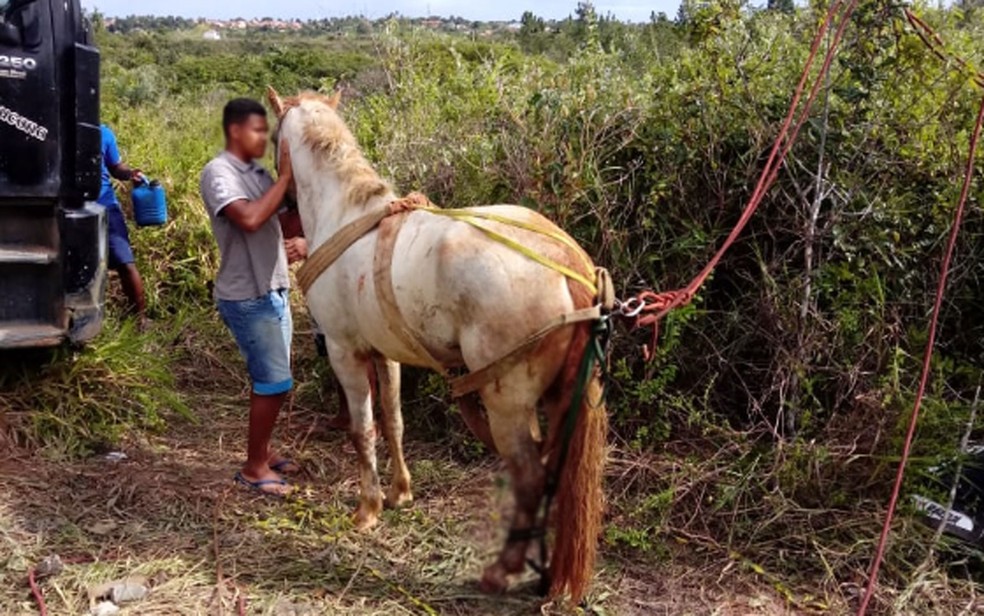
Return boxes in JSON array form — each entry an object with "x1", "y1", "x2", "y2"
[{"x1": 5, "y1": 3, "x2": 984, "y2": 603}]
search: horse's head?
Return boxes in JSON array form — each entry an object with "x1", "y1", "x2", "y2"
[
  {"x1": 267, "y1": 85, "x2": 342, "y2": 157},
  {"x1": 266, "y1": 85, "x2": 390, "y2": 208}
]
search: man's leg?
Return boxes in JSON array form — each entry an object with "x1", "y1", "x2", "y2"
[
  {"x1": 116, "y1": 263, "x2": 146, "y2": 319},
  {"x1": 106, "y1": 205, "x2": 146, "y2": 322},
  {"x1": 241, "y1": 391, "x2": 290, "y2": 491},
  {"x1": 220, "y1": 291, "x2": 294, "y2": 495}
]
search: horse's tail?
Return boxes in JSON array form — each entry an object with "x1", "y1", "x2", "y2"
[{"x1": 545, "y1": 320, "x2": 608, "y2": 603}]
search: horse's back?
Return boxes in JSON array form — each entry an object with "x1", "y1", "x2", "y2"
[{"x1": 388, "y1": 203, "x2": 593, "y2": 372}]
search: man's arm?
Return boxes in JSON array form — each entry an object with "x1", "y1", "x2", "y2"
[
  {"x1": 103, "y1": 127, "x2": 145, "y2": 183},
  {"x1": 279, "y1": 207, "x2": 303, "y2": 239},
  {"x1": 280, "y1": 204, "x2": 308, "y2": 264},
  {"x1": 108, "y1": 161, "x2": 145, "y2": 183},
  {"x1": 221, "y1": 144, "x2": 293, "y2": 234}
]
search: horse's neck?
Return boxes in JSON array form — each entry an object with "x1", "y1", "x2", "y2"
[{"x1": 298, "y1": 176, "x2": 395, "y2": 246}]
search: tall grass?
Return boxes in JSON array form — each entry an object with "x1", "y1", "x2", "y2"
[{"x1": 0, "y1": 315, "x2": 193, "y2": 457}]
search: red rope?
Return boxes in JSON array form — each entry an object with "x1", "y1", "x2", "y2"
[
  {"x1": 28, "y1": 552, "x2": 123, "y2": 615},
  {"x1": 856, "y1": 94, "x2": 984, "y2": 616},
  {"x1": 634, "y1": 0, "x2": 858, "y2": 360},
  {"x1": 628, "y1": 0, "x2": 862, "y2": 358},
  {"x1": 27, "y1": 568, "x2": 47, "y2": 616}
]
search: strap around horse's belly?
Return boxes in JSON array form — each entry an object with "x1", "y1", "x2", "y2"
[
  {"x1": 373, "y1": 212, "x2": 448, "y2": 375},
  {"x1": 296, "y1": 194, "x2": 430, "y2": 295},
  {"x1": 372, "y1": 210, "x2": 605, "y2": 396},
  {"x1": 448, "y1": 304, "x2": 601, "y2": 398}
]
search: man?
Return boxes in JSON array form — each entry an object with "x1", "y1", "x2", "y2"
[
  {"x1": 199, "y1": 98, "x2": 306, "y2": 496},
  {"x1": 98, "y1": 124, "x2": 147, "y2": 323}
]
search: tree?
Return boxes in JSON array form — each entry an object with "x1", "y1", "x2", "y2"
[
  {"x1": 767, "y1": 0, "x2": 795, "y2": 13},
  {"x1": 89, "y1": 8, "x2": 105, "y2": 32},
  {"x1": 518, "y1": 11, "x2": 549, "y2": 53},
  {"x1": 574, "y1": 1, "x2": 601, "y2": 51},
  {"x1": 520, "y1": 11, "x2": 545, "y2": 37}
]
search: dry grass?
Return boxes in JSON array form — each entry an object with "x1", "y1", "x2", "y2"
[
  {"x1": 0, "y1": 415, "x2": 817, "y2": 616},
  {"x1": 1, "y1": 316, "x2": 982, "y2": 615}
]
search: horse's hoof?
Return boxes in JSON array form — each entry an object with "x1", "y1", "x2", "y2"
[
  {"x1": 384, "y1": 490, "x2": 413, "y2": 510},
  {"x1": 479, "y1": 563, "x2": 509, "y2": 595},
  {"x1": 353, "y1": 508, "x2": 379, "y2": 531}
]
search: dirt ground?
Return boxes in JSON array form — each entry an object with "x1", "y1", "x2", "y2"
[{"x1": 0, "y1": 331, "x2": 825, "y2": 616}]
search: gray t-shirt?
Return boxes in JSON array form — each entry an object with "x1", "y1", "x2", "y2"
[{"x1": 199, "y1": 151, "x2": 290, "y2": 301}]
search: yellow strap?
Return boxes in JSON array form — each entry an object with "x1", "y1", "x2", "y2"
[
  {"x1": 298, "y1": 195, "x2": 599, "y2": 299},
  {"x1": 427, "y1": 208, "x2": 595, "y2": 276},
  {"x1": 446, "y1": 216, "x2": 598, "y2": 296}
]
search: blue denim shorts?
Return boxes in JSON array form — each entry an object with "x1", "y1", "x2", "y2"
[
  {"x1": 104, "y1": 203, "x2": 135, "y2": 268},
  {"x1": 217, "y1": 289, "x2": 293, "y2": 395}
]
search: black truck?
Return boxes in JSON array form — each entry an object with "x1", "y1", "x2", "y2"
[{"x1": 0, "y1": 0, "x2": 105, "y2": 348}]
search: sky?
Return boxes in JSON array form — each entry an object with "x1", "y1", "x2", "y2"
[{"x1": 80, "y1": 0, "x2": 679, "y2": 23}]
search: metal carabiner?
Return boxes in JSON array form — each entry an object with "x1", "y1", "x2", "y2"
[{"x1": 619, "y1": 297, "x2": 647, "y2": 319}]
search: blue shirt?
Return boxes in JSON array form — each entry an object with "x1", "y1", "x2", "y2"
[{"x1": 98, "y1": 124, "x2": 122, "y2": 207}]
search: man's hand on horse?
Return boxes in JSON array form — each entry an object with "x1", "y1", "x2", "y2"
[
  {"x1": 278, "y1": 137, "x2": 293, "y2": 180},
  {"x1": 285, "y1": 237, "x2": 307, "y2": 264}
]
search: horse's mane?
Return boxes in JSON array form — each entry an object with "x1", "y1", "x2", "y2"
[{"x1": 284, "y1": 92, "x2": 391, "y2": 207}]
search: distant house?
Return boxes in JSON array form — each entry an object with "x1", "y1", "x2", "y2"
[{"x1": 202, "y1": 29, "x2": 221, "y2": 41}]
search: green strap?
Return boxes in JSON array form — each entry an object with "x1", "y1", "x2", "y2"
[
  {"x1": 525, "y1": 317, "x2": 609, "y2": 596},
  {"x1": 552, "y1": 318, "x2": 608, "y2": 497}
]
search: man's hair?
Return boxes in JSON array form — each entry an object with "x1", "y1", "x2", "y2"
[{"x1": 222, "y1": 98, "x2": 267, "y2": 137}]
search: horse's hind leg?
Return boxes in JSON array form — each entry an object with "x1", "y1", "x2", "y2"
[
  {"x1": 373, "y1": 356, "x2": 413, "y2": 508},
  {"x1": 478, "y1": 392, "x2": 545, "y2": 594},
  {"x1": 329, "y1": 346, "x2": 383, "y2": 530}
]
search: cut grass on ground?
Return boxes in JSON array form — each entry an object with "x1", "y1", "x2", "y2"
[
  {"x1": 0, "y1": 400, "x2": 813, "y2": 615},
  {"x1": 0, "y1": 315, "x2": 980, "y2": 615}
]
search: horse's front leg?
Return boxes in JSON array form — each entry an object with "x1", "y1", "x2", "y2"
[
  {"x1": 373, "y1": 356, "x2": 413, "y2": 508},
  {"x1": 329, "y1": 345, "x2": 382, "y2": 530}
]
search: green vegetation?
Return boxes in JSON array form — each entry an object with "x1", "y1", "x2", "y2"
[{"x1": 4, "y1": 0, "x2": 984, "y2": 611}]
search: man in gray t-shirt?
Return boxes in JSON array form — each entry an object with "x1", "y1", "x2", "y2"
[{"x1": 199, "y1": 98, "x2": 307, "y2": 496}]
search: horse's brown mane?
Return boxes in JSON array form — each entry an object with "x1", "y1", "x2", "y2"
[{"x1": 287, "y1": 92, "x2": 391, "y2": 207}]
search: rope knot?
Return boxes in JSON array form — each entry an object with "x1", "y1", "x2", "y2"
[
  {"x1": 614, "y1": 288, "x2": 695, "y2": 361},
  {"x1": 388, "y1": 191, "x2": 432, "y2": 215}
]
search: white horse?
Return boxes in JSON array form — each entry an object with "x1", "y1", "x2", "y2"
[{"x1": 269, "y1": 88, "x2": 607, "y2": 603}]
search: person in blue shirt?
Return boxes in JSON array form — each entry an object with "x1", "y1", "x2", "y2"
[{"x1": 99, "y1": 124, "x2": 147, "y2": 323}]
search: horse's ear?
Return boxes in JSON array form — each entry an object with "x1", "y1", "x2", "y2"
[
  {"x1": 267, "y1": 85, "x2": 286, "y2": 118},
  {"x1": 327, "y1": 91, "x2": 341, "y2": 109}
]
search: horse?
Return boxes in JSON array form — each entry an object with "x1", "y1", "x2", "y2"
[{"x1": 267, "y1": 87, "x2": 608, "y2": 603}]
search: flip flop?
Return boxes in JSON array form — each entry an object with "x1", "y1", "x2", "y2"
[
  {"x1": 234, "y1": 471, "x2": 290, "y2": 497},
  {"x1": 269, "y1": 459, "x2": 300, "y2": 475}
]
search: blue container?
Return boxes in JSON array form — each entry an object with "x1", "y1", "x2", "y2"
[{"x1": 132, "y1": 178, "x2": 167, "y2": 227}]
